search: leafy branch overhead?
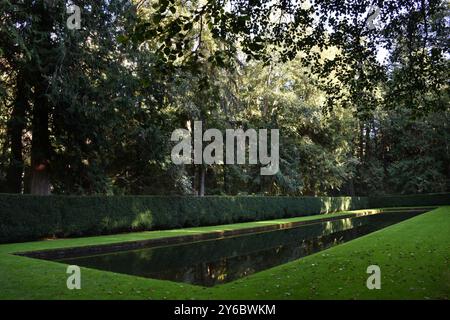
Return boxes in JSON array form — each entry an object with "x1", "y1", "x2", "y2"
[
  {"x1": 0, "y1": 0, "x2": 448, "y2": 196},
  {"x1": 133, "y1": 0, "x2": 448, "y2": 115}
]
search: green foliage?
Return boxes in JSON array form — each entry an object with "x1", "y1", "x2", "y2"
[
  {"x1": 138, "y1": 1, "x2": 448, "y2": 114},
  {"x1": 0, "y1": 194, "x2": 370, "y2": 243},
  {"x1": 0, "y1": 1, "x2": 448, "y2": 197},
  {"x1": 368, "y1": 193, "x2": 450, "y2": 208},
  {"x1": 1, "y1": 192, "x2": 448, "y2": 243},
  {"x1": 0, "y1": 207, "x2": 449, "y2": 299},
  {"x1": 355, "y1": 109, "x2": 450, "y2": 195}
]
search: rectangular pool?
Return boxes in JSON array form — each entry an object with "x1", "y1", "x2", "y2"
[{"x1": 46, "y1": 210, "x2": 426, "y2": 287}]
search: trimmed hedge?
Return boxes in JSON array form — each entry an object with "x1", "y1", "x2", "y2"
[
  {"x1": 0, "y1": 194, "x2": 368, "y2": 243},
  {"x1": 368, "y1": 193, "x2": 450, "y2": 208},
  {"x1": 0, "y1": 193, "x2": 448, "y2": 243}
]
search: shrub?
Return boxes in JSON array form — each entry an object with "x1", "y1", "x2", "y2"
[
  {"x1": 1, "y1": 193, "x2": 448, "y2": 243},
  {"x1": 0, "y1": 194, "x2": 369, "y2": 243},
  {"x1": 368, "y1": 193, "x2": 450, "y2": 208}
]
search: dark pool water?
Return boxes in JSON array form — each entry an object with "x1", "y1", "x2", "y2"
[{"x1": 58, "y1": 211, "x2": 422, "y2": 287}]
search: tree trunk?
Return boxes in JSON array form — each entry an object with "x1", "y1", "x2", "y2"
[
  {"x1": 359, "y1": 122, "x2": 365, "y2": 161},
  {"x1": 29, "y1": 3, "x2": 53, "y2": 195},
  {"x1": 5, "y1": 76, "x2": 28, "y2": 193},
  {"x1": 365, "y1": 122, "x2": 371, "y2": 161},
  {"x1": 348, "y1": 179, "x2": 355, "y2": 196},
  {"x1": 199, "y1": 166, "x2": 206, "y2": 196},
  {"x1": 30, "y1": 78, "x2": 52, "y2": 195},
  {"x1": 223, "y1": 165, "x2": 228, "y2": 194}
]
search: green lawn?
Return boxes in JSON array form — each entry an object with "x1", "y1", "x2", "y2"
[{"x1": 0, "y1": 206, "x2": 448, "y2": 300}]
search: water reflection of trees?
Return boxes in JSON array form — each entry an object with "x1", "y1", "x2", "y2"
[{"x1": 61, "y1": 211, "x2": 420, "y2": 286}]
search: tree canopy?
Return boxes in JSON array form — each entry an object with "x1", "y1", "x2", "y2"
[{"x1": 0, "y1": 0, "x2": 448, "y2": 196}]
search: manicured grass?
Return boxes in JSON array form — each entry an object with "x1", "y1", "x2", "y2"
[{"x1": 0, "y1": 207, "x2": 448, "y2": 300}]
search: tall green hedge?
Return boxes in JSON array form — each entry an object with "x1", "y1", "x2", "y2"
[
  {"x1": 0, "y1": 193, "x2": 448, "y2": 243},
  {"x1": 0, "y1": 194, "x2": 368, "y2": 243},
  {"x1": 368, "y1": 193, "x2": 450, "y2": 208}
]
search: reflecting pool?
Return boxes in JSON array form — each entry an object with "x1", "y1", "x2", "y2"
[{"x1": 58, "y1": 211, "x2": 423, "y2": 286}]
